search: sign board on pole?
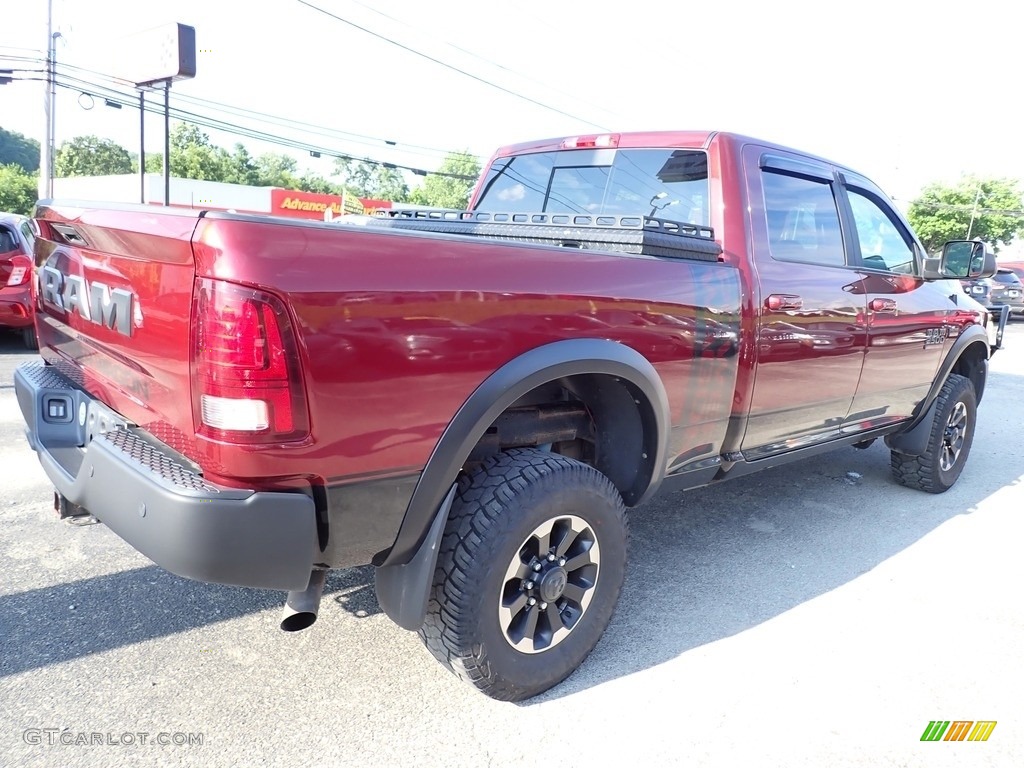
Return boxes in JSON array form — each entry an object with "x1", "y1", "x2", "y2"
[{"x1": 118, "y1": 23, "x2": 197, "y2": 86}]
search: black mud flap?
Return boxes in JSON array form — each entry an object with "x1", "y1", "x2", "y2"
[{"x1": 988, "y1": 304, "x2": 1009, "y2": 354}]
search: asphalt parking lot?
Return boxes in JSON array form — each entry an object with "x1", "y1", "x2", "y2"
[{"x1": 1, "y1": 325, "x2": 1022, "y2": 768}]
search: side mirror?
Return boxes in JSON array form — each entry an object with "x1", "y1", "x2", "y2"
[{"x1": 937, "y1": 240, "x2": 997, "y2": 280}]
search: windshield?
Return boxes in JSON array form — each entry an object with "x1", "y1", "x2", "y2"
[{"x1": 473, "y1": 148, "x2": 710, "y2": 226}]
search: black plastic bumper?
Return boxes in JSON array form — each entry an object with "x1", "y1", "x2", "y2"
[{"x1": 14, "y1": 362, "x2": 316, "y2": 591}]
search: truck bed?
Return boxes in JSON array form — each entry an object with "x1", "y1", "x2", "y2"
[{"x1": 29, "y1": 202, "x2": 743, "y2": 497}]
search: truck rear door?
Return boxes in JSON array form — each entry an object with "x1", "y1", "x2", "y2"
[{"x1": 739, "y1": 147, "x2": 867, "y2": 457}]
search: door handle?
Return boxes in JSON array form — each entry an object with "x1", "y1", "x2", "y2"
[
  {"x1": 870, "y1": 298, "x2": 897, "y2": 312},
  {"x1": 766, "y1": 294, "x2": 803, "y2": 311}
]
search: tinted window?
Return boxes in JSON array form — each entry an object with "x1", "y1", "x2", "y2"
[
  {"x1": 762, "y1": 171, "x2": 845, "y2": 266},
  {"x1": 475, "y1": 149, "x2": 710, "y2": 225},
  {"x1": 847, "y1": 190, "x2": 916, "y2": 274},
  {"x1": 19, "y1": 221, "x2": 35, "y2": 254},
  {"x1": 0, "y1": 227, "x2": 19, "y2": 253}
]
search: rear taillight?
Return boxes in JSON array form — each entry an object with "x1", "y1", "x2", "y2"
[
  {"x1": 6, "y1": 255, "x2": 31, "y2": 287},
  {"x1": 191, "y1": 278, "x2": 309, "y2": 444}
]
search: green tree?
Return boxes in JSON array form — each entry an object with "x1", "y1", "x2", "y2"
[
  {"x1": 54, "y1": 135, "x2": 134, "y2": 177},
  {"x1": 908, "y1": 175, "x2": 1024, "y2": 254},
  {"x1": 332, "y1": 157, "x2": 409, "y2": 201},
  {"x1": 296, "y1": 173, "x2": 338, "y2": 194},
  {"x1": 332, "y1": 157, "x2": 373, "y2": 196},
  {"x1": 255, "y1": 153, "x2": 300, "y2": 188},
  {"x1": 0, "y1": 163, "x2": 38, "y2": 215},
  {"x1": 409, "y1": 151, "x2": 481, "y2": 209},
  {"x1": 223, "y1": 143, "x2": 260, "y2": 185},
  {"x1": 167, "y1": 124, "x2": 231, "y2": 181},
  {"x1": 369, "y1": 166, "x2": 409, "y2": 202},
  {"x1": 0, "y1": 127, "x2": 40, "y2": 173}
]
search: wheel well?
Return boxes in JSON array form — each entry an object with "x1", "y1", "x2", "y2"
[
  {"x1": 466, "y1": 373, "x2": 658, "y2": 506},
  {"x1": 951, "y1": 341, "x2": 988, "y2": 404}
]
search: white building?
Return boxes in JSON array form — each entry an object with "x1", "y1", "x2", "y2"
[{"x1": 50, "y1": 174, "x2": 393, "y2": 220}]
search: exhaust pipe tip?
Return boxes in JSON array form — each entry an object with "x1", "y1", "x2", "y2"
[
  {"x1": 280, "y1": 609, "x2": 318, "y2": 632},
  {"x1": 280, "y1": 569, "x2": 327, "y2": 632}
]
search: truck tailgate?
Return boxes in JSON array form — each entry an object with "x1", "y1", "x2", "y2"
[{"x1": 32, "y1": 203, "x2": 200, "y2": 453}]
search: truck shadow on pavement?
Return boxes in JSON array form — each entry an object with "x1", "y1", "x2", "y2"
[
  {"x1": 530, "y1": 438, "x2": 1023, "y2": 703},
  {"x1": 1, "y1": 371, "x2": 1021, "y2": 700},
  {"x1": 0, "y1": 564, "x2": 379, "y2": 679}
]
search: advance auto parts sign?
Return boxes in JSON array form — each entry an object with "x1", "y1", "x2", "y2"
[{"x1": 271, "y1": 189, "x2": 366, "y2": 220}]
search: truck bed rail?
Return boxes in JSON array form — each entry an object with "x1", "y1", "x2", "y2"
[{"x1": 359, "y1": 209, "x2": 722, "y2": 262}]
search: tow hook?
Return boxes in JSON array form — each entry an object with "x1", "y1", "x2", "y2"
[{"x1": 54, "y1": 492, "x2": 99, "y2": 526}]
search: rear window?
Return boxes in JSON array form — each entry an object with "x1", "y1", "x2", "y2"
[
  {"x1": 473, "y1": 148, "x2": 710, "y2": 226},
  {"x1": 0, "y1": 226, "x2": 19, "y2": 254},
  {"x1": 994, "y1": 270, "x2": 1022, "y2": 285}
]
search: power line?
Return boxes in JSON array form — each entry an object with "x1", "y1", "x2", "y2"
[
  {"x1": 4, "y1": 52, "x2": 484, "y2": 163},
  {"x1": 0, "y1": 53, "x2": 46, "y2": 68},
  {"x1": 2, "y1": 64, "x2": 478, "y2": 180},
  {"x1": 61, "y1": 61, "x2": 479, "y2": 161},
  {"x1": 295, "y1": 0, "x2": 611, "y2": 131},
  {"x1": 172, "y1": 92, "x2": 481, "y2": 163},
  {"x1": 0, "y1": 46, "x2": 44, "y2": 56},
  {"x1": 41, "y1": 71, "x2": 479, "y2": 180},
  {"x1": 907, "y1": 200, "x2": 1024, "y2": 217},
  {"x1": 338, "y1": 0, "x2": 630, "y2": 125}
]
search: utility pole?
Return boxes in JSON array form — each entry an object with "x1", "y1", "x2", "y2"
[
  {"x1": 966, "y1": 183, "x2": 983, "y2": 240},
  {"x1": 40, "y1": 0, "x2": 54, "y2": 199},
  {"x1": 163, "y1": 80, "x2": 170, "y2": 206},
  {"x1": 139, "y1": 90, "x2": 145, "y2": 203}
]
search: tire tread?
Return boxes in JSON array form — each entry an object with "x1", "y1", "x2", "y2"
[
  {"x1": 890, "y1": 373, "x2": 975, "y2": 494},
  {"x1": 419, "y1": 448, "x2": 626, "y2": 701}
]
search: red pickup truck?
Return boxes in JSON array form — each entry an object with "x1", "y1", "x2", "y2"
[{"x1": 15, "y1": 130, "x2": 1000, "y2": 701}]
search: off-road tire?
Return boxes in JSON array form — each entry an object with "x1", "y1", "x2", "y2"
[
  {"x1": 419, "y1": 447, "x2": 628, "y2": 702},
  {"x1": 891, "y1": 373, "x2": 976, "y2": 493}
]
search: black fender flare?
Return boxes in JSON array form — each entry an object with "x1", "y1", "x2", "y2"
[
  {"x1": 886, "y1": 325, "x2": 989, "y2": 456},
  {"x1": 374, "y1": 338, "x2": 670, "y2": 630}
]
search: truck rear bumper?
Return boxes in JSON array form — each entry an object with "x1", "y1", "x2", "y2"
[{"x1": 15, "y1": 361, "x2": 317, "y2": 591}]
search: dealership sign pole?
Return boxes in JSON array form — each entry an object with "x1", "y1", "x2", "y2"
[{"x1": 116, "y1": 23, "x2": 197, "y2": 205}]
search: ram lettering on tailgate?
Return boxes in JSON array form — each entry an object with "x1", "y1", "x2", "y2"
[{"x1": 39, "y1": 264, "x2": 135, "y2": 337}]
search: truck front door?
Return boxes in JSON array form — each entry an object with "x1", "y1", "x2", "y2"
[{"x1": 836, "y1": 173, "x2": 948, "y2": 429}]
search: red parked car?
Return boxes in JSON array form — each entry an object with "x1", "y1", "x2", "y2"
[{"x1": 0, "y1": 212, "x2": 37, "y2": 348}]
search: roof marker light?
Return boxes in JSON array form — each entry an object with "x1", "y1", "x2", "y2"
[{"x1": 561, "y1": 134, "x2": 620, "y2": 149}]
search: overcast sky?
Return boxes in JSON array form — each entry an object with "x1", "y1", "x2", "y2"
[{"x1": 1, "y1": 0, "x2": 1020, "y2": 208}]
